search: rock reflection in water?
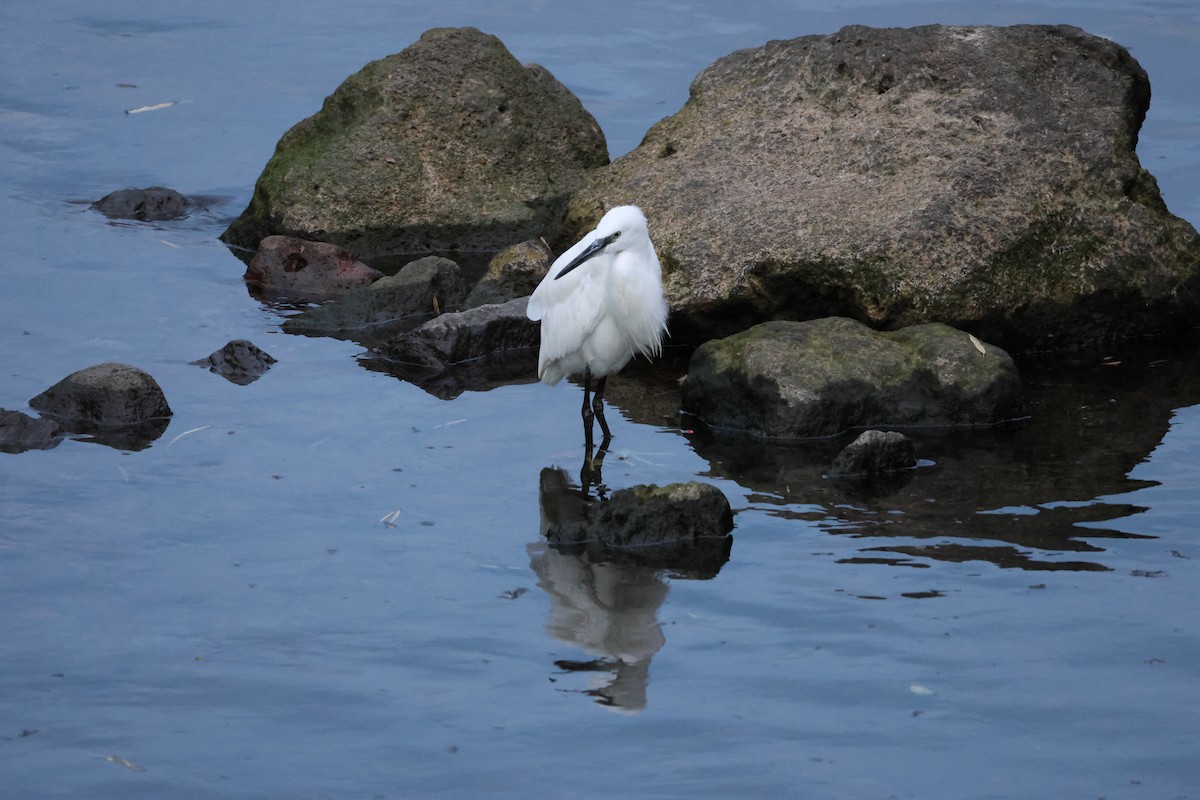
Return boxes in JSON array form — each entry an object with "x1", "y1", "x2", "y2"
[
  {"x1": 530, "y1": 466, "x2": 667, "y2": 712},
  {"x1": 685, "y1": 345, "x2": 1200, "y2": 572},
  {"x1": 531, "y1": 445, "x2": 732, "y2": 711}
]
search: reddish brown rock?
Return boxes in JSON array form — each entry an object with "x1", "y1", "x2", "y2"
[{"x1": 245, "y1": 235, "x2": 383, "y2": 295}]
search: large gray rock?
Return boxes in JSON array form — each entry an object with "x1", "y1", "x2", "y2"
[
  {"x1": 282, "y1": 256, "x2": 467, "y2": 337},
  {"x1": 681, "y1": 317, "x2": 1022, "y2": 438},
  {"x1": 565, "y1": 24, "x2": 1200, "y2": 352},
  {"x1": 222, "y1": 27, "x2": 609, "y2": 256}
]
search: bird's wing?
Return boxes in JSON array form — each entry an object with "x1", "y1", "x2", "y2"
[
  {"x1": 527, "y1": 230, "x2": 599, "y2": 321},
  {"x1": 532, "y1": 266, "x2": 606, "y2": 381},
  {"x1": 610, "y1": 247, "x2": 669, "y2": 359}
]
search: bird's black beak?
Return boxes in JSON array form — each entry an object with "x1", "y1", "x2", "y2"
[{"x1": 555, "y1": 233, "x2": 617, "y2": 280}]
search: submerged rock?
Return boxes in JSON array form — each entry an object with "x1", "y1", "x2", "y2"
[
  {"x1": 245, "y1": 236, "x2": 383, "y2": 296},
  {"x1": 682, "y1": 317, "x2": 1022, "y2": 438},
  {"x1": 192, "y1": 340, "x2": 278, "y2": 385},
  {"x1": 0, "y1": 409, "x2": 64, "y2": 454},
  {"x1": 221, "y1": 27, "x2": 608, "y2": 255},
  {"x1": 91, "y1": 186, "x2": 192, "y2": 221},
  {"x1": 463, "y1": 240, "x2": 552, "y2": 308},
  {"x1": 566, "y1": 24, "x2": 1200, "y2": 351},
  {"x1": 830, "y1": 430, "x2": 918, "y2": 476},
  {"x1": 282, "y1": 256, "x2": 467, "y2": 337}
]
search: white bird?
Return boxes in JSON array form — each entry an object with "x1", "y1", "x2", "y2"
[{"x1": 527, "y1": 205, "x2": 669, "y2": 441}]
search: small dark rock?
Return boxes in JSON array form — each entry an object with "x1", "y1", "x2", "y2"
[
  {"x1": 544, "y1": 480, "x2": 734, "y2": 573},
  {"x1": 830, "y1": 430, "x2": 917, "y2": 477},
  {"x1": 30, "y1": 363, "x2": 172, "y2": 427},
  {"x1": 0, "y1": 409, "x2": 64, "y2": 454},
  {"x1": 464, "y1": 240, "x2": 552, "y2": 308},
  {"x1": 91, "y1": 187, "x2": 192, "y2": 221},
  {"x1": 245, "y1": 235, "x2": 384, "y2": 296},
  {"x1": 282, "y1": 256, "x2": 468, "y2": 337},
  {"x1": 27, "y1": 363, "x2": 172, "y2": 450},
  {"x1": 380, "y1": 297, "x2": 539, "y2": 371},
  {"x1": 192, "y1": 340, "x2": 278, "y2": 385}
]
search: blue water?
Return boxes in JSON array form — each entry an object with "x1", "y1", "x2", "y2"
[{"x1": 2, "y1": 2, "x2": 1199, "y2": 798}]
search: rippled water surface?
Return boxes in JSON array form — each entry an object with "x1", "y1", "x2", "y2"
[{"x1": 2, "y1": 2, "x2": 1199, "y2": 798}]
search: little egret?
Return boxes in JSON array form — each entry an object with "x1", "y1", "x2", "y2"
[{"x1": 527, "y1": 205, "x2": 669, "y2": 443}]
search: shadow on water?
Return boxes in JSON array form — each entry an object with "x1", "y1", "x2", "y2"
[{"x1": 684, "y1": 341, "x2": 1200, "y2": 572}]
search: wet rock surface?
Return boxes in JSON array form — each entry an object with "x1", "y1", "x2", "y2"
[
  {"x1": 282, "y1": 256, "x2": 467, "y2": 338},
  {"x1": 682, "y1": 317, "x2": 1023, "y2": 439},
  {"x1": 192, "y1": 340, "x2": 278, "y2": 385},
  {"x1": 221, "y1": 27, "x2": 608, "y2": 255},
  {"x1": 542, "y1": 477, "x2": 734, "y2": 574},
  {"x1": 379, "y1": 297, "x2": 539, "y2": 371},
  {"x1": 91, "y1": 186, "x2": 193, "y2": 220},
  {"x1": 829, "y1": 430, "x2": 918, "y2": 476},
  {"x1": 565, "y1": 23, "x2": 1200, "y2": 351},
  {"x1": 29, "y1": 363, "x2": 172, "y2": 427},
  {"x1": 245, "y1": 236, "x2": 384, "y2": 296},
  {"x1": 368, "y1": 297, "x2": 540, "y2": 398},
  {"x1": 27, "y1": 363, "x2": 172, "y2": 450}
]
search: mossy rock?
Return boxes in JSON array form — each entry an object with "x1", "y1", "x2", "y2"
[
  {"x1": 681, "y1": 317, "x2": 1023, "y2": 438},
  {"x1": 222, "y1": 27, "x2": 608, "y2": 256}
]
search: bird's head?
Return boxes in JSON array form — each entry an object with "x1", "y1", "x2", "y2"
[{"x1": 555, "y1": 205, "x2": 650, "y2": 280}]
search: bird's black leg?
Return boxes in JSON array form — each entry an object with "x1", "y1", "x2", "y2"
[
  {"x1": 593, "y1": 376, "x2": 612, "y2": 440},
  {"x1": 581, "y1": 367, "x2": 596, "y2": 451},
  {"x1": 580, "y1": 429, "x2": 612, "y2": 499}
]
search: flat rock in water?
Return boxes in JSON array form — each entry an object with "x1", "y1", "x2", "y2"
[
  {"x1": 0, "y1": 409, "x2": 64, "y2": 454},
  {"x1": 463, "y1": 240, "x2": 551, "y2": 308},
  {"x1": 282, "y1": 256, "x2": 467, "y2": 336},
  {"x1": 91, "y1": 187, "x2": 192, "y2": 220},
  {"x1": 192, "y1": 340, "x2": 278, "y2": 385},
  {"x1": 682, "y1": 317, "x2": 1022, "y2": 439},
  {"x1": 566, "y1": 24, "x2": 1200, "y2": 351},
  {"x1": 221, "y1": 27, "x2": 608, "y2": 255},
  {"x1": 245, "y1": 236, "x2": 383, "y2": 295},
  {"x1": 830, "y1": 430, "x2": 918, "y2": 476},
  {"x1": 544, "y1": 481, "x2": 734, "y2": 573}
]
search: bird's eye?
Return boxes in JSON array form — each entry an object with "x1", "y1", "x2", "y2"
[{"x1": 611, "y1": 231, "x2": 621, "y2": 240}]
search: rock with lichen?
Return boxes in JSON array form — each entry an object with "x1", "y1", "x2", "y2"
[
  {"x1": 566, "y1": 24, "x2": 1200, "y2": 352},
  {"x1": 222, "y1": 27, "x2": 608, "y2": 256},
  {"x1": 682, "y1": 317, "x2": 1022, "y2": 438}
]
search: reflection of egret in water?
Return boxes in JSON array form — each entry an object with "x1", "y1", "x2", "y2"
[{"x1": 530, "y1": 464, "x2": 668, "y2": 712}]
